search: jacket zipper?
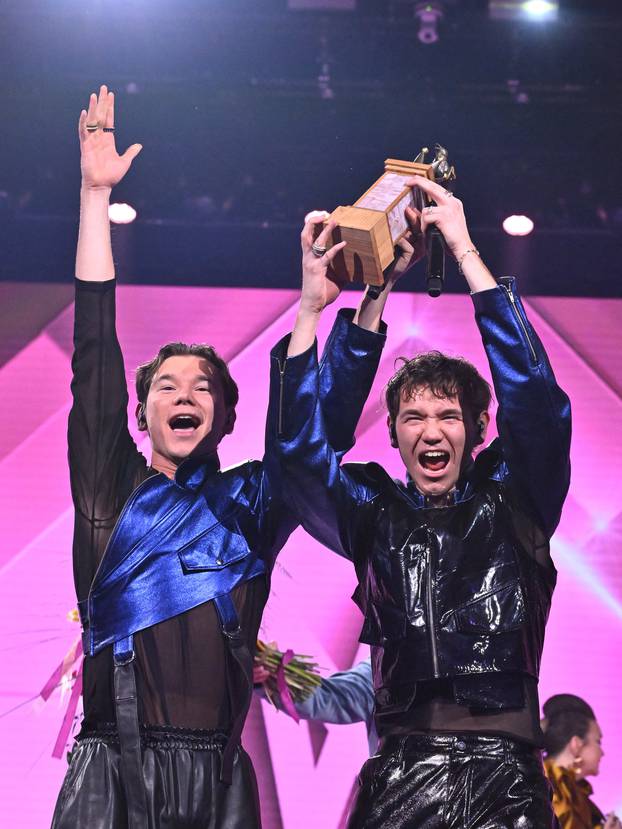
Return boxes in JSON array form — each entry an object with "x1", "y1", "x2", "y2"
[
  {"x1": 501, "y1": 282, "x2": 537, "y2": 364},
  {"x1": 276, "y1": 358, "x2": 286, "y2": 437},
  {"x1": 426, "y1": 535, "x2": 440, "y2": 677}
]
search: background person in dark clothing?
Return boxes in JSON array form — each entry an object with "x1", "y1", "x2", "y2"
[{"x1": 270, "y1": 176, "x2": 572, "y2": 827}]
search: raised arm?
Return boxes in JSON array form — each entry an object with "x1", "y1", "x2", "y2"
[
  {"x1": 266, "y1": 210, "x2": 423, "y2": 558},
  {"x1": 473, "y1": 280, "x2": 571, "y2": 537},
  {"x1": 288, "y1": 207, "x2": 425, "y2": 355},
  {"x1": 437, "y1": 177, "x2": 574, "y2": 536},
  {"x1": 69, "y1": 86, "x2": 145, "y2": 595},
  {"x1": 411, "y1": 176, "x2": 571, "y2": 535},
  {"x1": 76, "y1": 85, "x2": 142, "y2": 282}
]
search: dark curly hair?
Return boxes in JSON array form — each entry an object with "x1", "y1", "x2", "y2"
[
  {"x1": 386, "y1": 350, "x2": 491, "y2": 434},
  {"x1": 135, "y1": 342, "x2": 238, "y2": 429}
]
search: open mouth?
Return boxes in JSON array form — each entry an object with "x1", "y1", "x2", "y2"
[
  {"x1": 168, "y1": 414, "x2": 201, "y2": 434},
  {"x1": 419, "y1": 450, "x2": 450, "y2": 472}
]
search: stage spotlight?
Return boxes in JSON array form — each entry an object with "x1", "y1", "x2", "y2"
[
  {"x1": 304, "y1": 209, "x2": 330, "y2": 223},
  {"x1": 489, "y1": 1, "x2": 558, "y2": 21},
  {"x1": 109, "y1": 203, "x2": 137, "y2": 224},
  {"x1": 502, "y1": 215, "x2": 534, "y2": 236},
  {"x1": 522, "y1": 0, "x2": 558, "y2": 18}
]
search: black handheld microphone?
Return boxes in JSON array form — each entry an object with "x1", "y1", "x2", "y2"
[{"x1": 426, "y1": 222, "x2": 446, "y2": 298}]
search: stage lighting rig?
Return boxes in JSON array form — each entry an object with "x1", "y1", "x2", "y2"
[{"x1": 414, "y1": 2, "x2": 444, "y2": 44}]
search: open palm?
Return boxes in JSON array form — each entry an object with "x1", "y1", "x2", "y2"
[{"x1": 78, "y1": 85, "x2": 141, "y2": 189}]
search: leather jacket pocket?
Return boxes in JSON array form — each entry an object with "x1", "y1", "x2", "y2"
[
  {"x1": 360, "y1": 601, "x2": 406, "y2": 645},
  {"x1": 375, "y1": 682, "x2": 418, "y2": 716},
  {"x1": 177, "y1": 519, "x2": 251, "y2": 571},
  {"x1": 444, "y1": 582, "x2": 525, "y2": 634}
]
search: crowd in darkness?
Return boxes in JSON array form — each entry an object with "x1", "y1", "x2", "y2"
[
  {"x1": 0, "y1": 148, "x2": 618, "y2": 234},
  {"x1": 0, "y1": 2, "x2": 619, "y2": 290}
]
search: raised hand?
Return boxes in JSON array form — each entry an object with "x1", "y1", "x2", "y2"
[
  {"x1": 407, "y1": 174, "x2": 496, "y2": 293},
  {"x1": 406, "y1": 175, "x2": 472, "y2": 260},
  {"x1": 78, "y1": 84, "x2": 142, "y2": 190},
  {"x1": 299, "y1": 213, "x2": 348, "y2": 315},
  {"x1": 286, "y1": 214, "x2": 348, "y2": 357}
]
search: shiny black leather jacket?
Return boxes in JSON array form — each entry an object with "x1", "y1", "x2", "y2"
[{"x1": 269, "y1": 281, "x2": 571, "y2": 715}]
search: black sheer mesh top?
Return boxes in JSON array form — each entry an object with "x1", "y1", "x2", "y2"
[
  {"x1": 376, "y1": 497, "x2": 554, "y2": 747},
  {"x1": 69, "y1": 279, "x2": 268, "y2": 732}
]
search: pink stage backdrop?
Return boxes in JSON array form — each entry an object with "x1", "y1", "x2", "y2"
[{"x1": 0, "y1": 285, "x2": 620, "y2": 827}]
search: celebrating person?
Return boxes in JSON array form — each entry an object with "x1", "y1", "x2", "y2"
[
  {"x1": 52, "y1": 86, "x2": 408, "y2": 829},
  {"x1": 270, "y1": 177, "x2": 572, "y2": 827},
  {"x1": 543, "y1": 694, "x2": 619, "y2": 829}
]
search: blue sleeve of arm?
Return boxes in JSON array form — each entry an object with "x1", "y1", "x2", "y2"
[
  {"x1": 319, "y1": 309, "x2": 386, "y2": 457},
  {"x1": 266, "y1": 328, "x2": 378, "y2": 560},
  {"x1": 295, "y1": 659, "x2": 374, "y2": 726},
  {"x1": 473, "y1": 279, "x2": 571, "y2": 537},
  {"x1": 259, "y1": 310, "x2": 384, "y2": 561}
]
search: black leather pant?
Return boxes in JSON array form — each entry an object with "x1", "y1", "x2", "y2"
[
  {"x1": 347, "y1": 733, "x2": 559, "y2": 829},
  {"x1": 51, "y1": 727, "x2": 261, "y2": 829}
]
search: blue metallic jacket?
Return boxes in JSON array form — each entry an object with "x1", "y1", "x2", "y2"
[
  {"x1": 80, "y1": 309, "x2": 386, "y2": 661},
  {"x1": 269, "y1": 279, "x2": 572, "y2": 716}
]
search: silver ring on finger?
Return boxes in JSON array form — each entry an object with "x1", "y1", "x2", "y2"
[
  {"x1": 311, "y1": 242, "x2": 328, "y2": 257},
  {"x1": 86, "y1": 123, "x2": 99, "y2": 132}
]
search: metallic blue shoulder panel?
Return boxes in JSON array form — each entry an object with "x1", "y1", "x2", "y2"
[{"x1": 83, "y1": 460, "x2": 265, "y2": 656}]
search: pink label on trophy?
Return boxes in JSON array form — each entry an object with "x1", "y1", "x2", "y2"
[
  {"x1": 387, "y1": 189, "x2": 415, "y2": 242},
  {"x1": 356, "y1": 172, "x2": 409, "y2": 212}
]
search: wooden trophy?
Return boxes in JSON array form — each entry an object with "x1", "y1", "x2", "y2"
[{"x1": 326, "y1": 145, "x2": 455, "y2": 297}]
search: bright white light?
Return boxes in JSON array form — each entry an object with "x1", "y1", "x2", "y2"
[
  {"x1": 304, "y1": 210, "x2": 330, "y2": 223},
  {"x1": 522, "y1": 0, "x2": 557, "y2": 19},
  {"x1": 502, "y1": 215, "x2": 534, "y2": 236},
  {"x1": 489, "y1": 1, "x2": 558, "y2": 21},
  {"x1": 109, "y1": 203, "x2": 137, "y2": 224}
]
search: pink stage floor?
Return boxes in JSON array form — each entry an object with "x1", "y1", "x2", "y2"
[{"x1": 0, "y1": 284, "x2": 620, "y2": 827}]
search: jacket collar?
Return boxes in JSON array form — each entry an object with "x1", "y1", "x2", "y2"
[{"x1": 172, "y1": 453, "x2": 221, "y2": 491}]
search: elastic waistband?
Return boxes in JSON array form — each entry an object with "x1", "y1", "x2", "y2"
[
  {"x1": 77, "y1": 723, "x2": 229, "y2": 752},
  {"x1": 379, "y1": 732, "x2": 541, "y2": 762}
]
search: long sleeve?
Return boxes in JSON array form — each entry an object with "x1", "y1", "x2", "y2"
[
  {"x1": 294, "y1": 659, "x2": 374, "y2": 727},
  {"x1": 250, "y1": 308, "x2": 387, "y2": 570},
  {"x1": 319, "y1": 309, "x2": 387, "y2": 457},
  {"x1": 68, "y1": 279, "x2": 146, "y2": 598},
  {"x1": 473, "y1": 278, "x2": 571, "y2": 537},
  {"x1": 266, "y1": 314, "x2": 381, "y2": 561},
  {"x1": 256, "y1": 659, "x2": 378, "y2": 754}
]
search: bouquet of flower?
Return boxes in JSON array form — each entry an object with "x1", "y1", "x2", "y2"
[{"x1": 254, "y1": 639, "x2": 322, "y2": 706}]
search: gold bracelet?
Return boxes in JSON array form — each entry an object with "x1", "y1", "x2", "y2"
[{"x1": 457, "y1": 247, "x2": 480, "y2": 274}]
